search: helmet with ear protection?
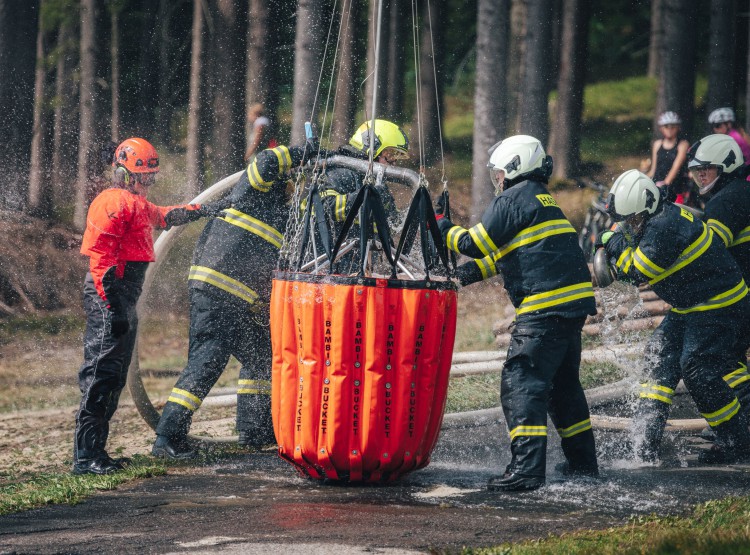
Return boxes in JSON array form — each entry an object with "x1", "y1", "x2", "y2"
[{"x1": 113, "y1": 137, "x2": 159, "y2": 188}]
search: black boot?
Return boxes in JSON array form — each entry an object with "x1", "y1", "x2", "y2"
[
  {"x1": 487, "y1": 472, "x2": 545, "y2": 492},
  {"x1": 151, "y1": 435, "x2": 197, "y2": 460},
  {"x1": 72, "y1": 457, "x2": 122, "y2": 476},
  {"x1": 237, "y1": 429, "x2": 276, "y2": 448}
]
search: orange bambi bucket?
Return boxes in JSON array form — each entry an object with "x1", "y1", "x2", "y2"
[{"x1": 270, "y1": 271, "x2": 458, "y2": 483}]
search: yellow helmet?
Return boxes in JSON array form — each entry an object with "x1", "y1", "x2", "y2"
[{"x1": 349, "y1": 119, "x2": 409, "y2": 159}]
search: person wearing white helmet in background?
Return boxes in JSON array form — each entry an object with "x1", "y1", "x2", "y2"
[
  {"x1": 708, "y1": 107, "x2": 750, "y2": 176},
  {"x1": 646, "y1": 111, "x2": 692, "y2": 204},
  {"x1": 436, "y1": 135, "x2": 598, "y2": 492},
  {"x1": 688, "y1": 134, "x2": 750, "y2": 433},
  {"x1": 596, "y1": 169, "x2": 750, "y2": 465}
]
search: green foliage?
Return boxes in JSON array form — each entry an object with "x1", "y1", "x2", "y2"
[
  {"x1": 0, "y1": 456, "x2": 167, "y2": 516},
  {"x1": 459, "y1": 496, "x2": 750, "y2": 554}
]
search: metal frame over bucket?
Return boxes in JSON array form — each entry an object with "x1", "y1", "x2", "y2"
[{"x1": 271, "y1": 271, "x2": 458, "y2": 482}]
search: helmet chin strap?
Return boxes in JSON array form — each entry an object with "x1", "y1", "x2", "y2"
[{"x1": 699, "y1": 175, "x2": 720, "y2": 196}]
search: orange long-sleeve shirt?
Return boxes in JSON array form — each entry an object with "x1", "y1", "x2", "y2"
[{"x1": 80, "y1": 187, "x2": 189, "y2": 301}]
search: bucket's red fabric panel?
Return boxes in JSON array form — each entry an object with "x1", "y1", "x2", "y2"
[{"x1": 271, "y1": 276, "x2": 457, "y2": 482}]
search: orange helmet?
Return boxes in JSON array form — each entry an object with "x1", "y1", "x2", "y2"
[{"x1": 113, "y1": 138, "x2": 160, "y2": 173}]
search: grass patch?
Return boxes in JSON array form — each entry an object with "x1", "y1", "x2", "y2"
[
  {"x1": 0, "y1": 455, "x2": 168, "y2": 515},
  {"x1": 446, "y1": 373, "x2": 501, "y2": 413},
  {"x1": 459, "y1": 495, "x2": 750, "y2": 555},
  {"x1": 579, "y1": 361, "x2": 625, "y2": 390}
]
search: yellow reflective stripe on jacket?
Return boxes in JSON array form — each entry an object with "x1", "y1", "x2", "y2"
[
  {"x1": 724, "y1": 363, "x2": 750, "y2": 389},
  {"x1": 708, "y1": 219, "x2": 733, "y2": 247},
  {"x1": 616, "y1": 246, "x2": 634, "y2": 273},
  {"x1": 475, "y1": 256, "x2": 498, "y2": 280},
  {"x1": 219, "y1": 208, "x2": 283, "y2": 248},
  {"x1": 271, "y1": 145, "x2": 292, "y2": 173},
  {"x1": 731, "y1": 225, "x2": 750, "y2": 247},
  {"x1": 702, "y1": 397, "x2": 741, "y2": 428},
  {"x1": 671, "y1": 279, "x2": 748, "y2": 314},
  {"x1": 237, "y1": 379, "x2": 272, "y2": 395},
  {"x1": 633, "y1": 248, "x2": 664, "y2": 280},
  {"x1": 649, "y1": 225, "x2": 712, "y2": 285},
  {"x1": 493, "y1": 219, "x2": 576, "y2": 262},
  {"x1": 468, "y1": 223, "x2": 499, "y2": 257},
  {"x1": 557, "y1": 418, "x2": 592, "y2": 439},
  {"x1": 639, "y1": 383, "x2": 674, "y2": 405},
  {"x1": 334, "y1": 193, "x2": 347, "y2": 221},
  {"x1": 446, "y1": 226, "x2": 468, "y2": 253},
  {"x1": 516, "y1": 282, "x2": 595, "y2": 315},
  {"x1": 509, "y1": 425, "x2": 547, "y2": 440},
  {"x1": 247, "y1": 162, "x2": 273, "y2": 192},
  {"x1": 167, "y1": 387, "x2": 202, "y2": 412},
  {"x1": 188, "y1": 265, "x2": 259, "y2": 305}
]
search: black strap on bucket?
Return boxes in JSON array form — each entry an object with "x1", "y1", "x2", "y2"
[{"x1": 295, "y1": 179, "x2": 333, "y2": 270}]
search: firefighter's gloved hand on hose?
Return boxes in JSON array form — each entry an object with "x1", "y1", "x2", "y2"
[
  {"x1": 594, "y1": 230, "x2": 614, "y2": 251},
  {"x1": 164, "y1": 203, "x2": 221, "y2": 229},
  {"x1": 434, "y1": 195, "x2": 446, "y2": 220}
]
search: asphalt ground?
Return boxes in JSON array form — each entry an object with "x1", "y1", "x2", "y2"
[{"x1": 2, "y1": 408, "x2": 750, "y2": 554}]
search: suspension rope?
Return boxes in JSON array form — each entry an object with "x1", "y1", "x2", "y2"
[
  {"x1": 368, "y1": 0, "x2": 385, "y2": 169},
  {"x1": 411, "y1": 0, "x2": 425, "y2": 171},
  {"x1": 426, "y1": 0, "x2": 447, "y2": 189},
  {"x1": 323, "y1": 0, "x2": 355, "y2": 151}
]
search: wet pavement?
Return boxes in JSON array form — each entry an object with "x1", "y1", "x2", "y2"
[{"x1": 2, "y1": 414, "x2": 750, "y2": 554}]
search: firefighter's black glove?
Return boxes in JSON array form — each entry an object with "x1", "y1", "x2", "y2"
[
  {"x1": 110, "y1": 311, "x2": 130, "y2": 338},
  {"x1": 196, "y1": 201, "x2": 227, "y2": 218},
  {"x1": 107, "y1": 294, "x2": 129, "y2": 338},
  {"x1": 164, "y1": 205, "x2": 203, "y2": 230}
]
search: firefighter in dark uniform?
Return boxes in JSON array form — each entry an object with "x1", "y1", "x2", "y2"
[
  {"x1": 689, "y1": 135, "x2": 750, "y2": 416},
  {"x1": 310, "y1": 119, "x2": 409, "y2": 273},
  {"x1": 152, "y1": 142, "x2": 322, "y2": 459},
  {"x1": 74, "y1": 138, "x2": 211, "y2": 475},
  {"x1": 598, "y1": 169, "x2": 750, "y2": 464},
  {"x1": 436, "y1": 135, "x2": 598, "y2": 492}
]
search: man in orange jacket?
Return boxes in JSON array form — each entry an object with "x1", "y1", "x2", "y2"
[{"x1": 73, "y1": 137, "x2": 216, "y2": 475}]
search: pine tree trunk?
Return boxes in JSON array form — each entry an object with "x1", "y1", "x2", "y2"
[
  {"x1": 136, "y1": 1, "x2": 159, "y2": 138},
  {"x1": 549, "y1": 0, "x2": 590, "y2": 180},
  {"x1": 647, "y1": 0, "x2": 663, "y2": 78},
  {"x1": 52, "y1": 18, "x2": 77, "y2": 214},
  {"x1": 0, "y1": 0, "x2": 37, "y2": 211},
  {"x1": 156, "y1": 0, "x2": 173, "y2": 144},
  {"x1": 365, "y1": 0, "x2": 390, "y2": 121},
  {"x1": 506, "y1": 0, "x2": 527, "y2": 133},
  {"x1": 331, "y1": 0, "x2": 363, "y2": 145},
  {"x1": 74, "y1": 0, "x2": 98, "y2": 231},
  {"x1": 655, "y1": 0, "x2": 698, "y2": 135},
  {"x1": 471, "y1": 0, "x2": 510, "y2": 220},
  {"x1": 384, "y1": 0, "x2": 406, "y2": 121},
  {"x1": 290, "y1": 0, "x2": 324, "y2": 145},
  {"x1": 28, "y1": 5, "x2": 50, "y2": 218},
  {"x1": 706, "y1": 0, "x2": 736, "y2": 114},
  {"x1": 186, "y1": 0, "x2": 205, "y2": 197},
  {"x1": 411, "y1": 0, "x2": 443, "y2": 167},
  {"x1": 209, "y1": 0, "x2": 244, "y2": 179},
  {"x1": 518, "y1": 0, "x2": 553, "y2": 146},
  {"x1": 246, "y1": 0, "x2": 270, "y2": 144},
  {"x1": 110, "y1": 5, "x2": 120, "y2": 142}
]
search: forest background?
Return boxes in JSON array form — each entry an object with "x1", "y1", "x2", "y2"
[{"x1": 0, "y1": 0, "x2": 748, "y2": 317}]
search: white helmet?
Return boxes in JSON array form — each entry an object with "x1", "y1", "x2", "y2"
[
  {"x1": 657, "y1": 111, "x2": 681, "y2": 126},
  {"x1": 687, "y1": 134, "x2": 744, "y2": 175},
  {"x1": 708, "y1": 107, "x2": 735, "y2": 125},
  {"x1": 486, "y1": 135, "x2": 552, "y2": 193},
  {"x1": 605, "y1": 170, "x2": 660, "y2": 222}
]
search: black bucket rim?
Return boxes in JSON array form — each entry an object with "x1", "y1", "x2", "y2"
[{"x1": 273, "y1": 270, "x2": 459, "y2": 292}]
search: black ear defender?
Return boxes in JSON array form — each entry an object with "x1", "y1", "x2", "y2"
[{"x1": 114, "y1": 165, "x2": 130, "y2": 187}]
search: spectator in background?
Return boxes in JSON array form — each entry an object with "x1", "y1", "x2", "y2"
[
  {"x1": 243, "y1": 103, "x2": 276, "y2": 164},
  {"x1": 647, "y1": 111, "x2": 692, "y2": 205},
  {"x1": 708, "y1": 108, "x2": 750, "y2": 176}
]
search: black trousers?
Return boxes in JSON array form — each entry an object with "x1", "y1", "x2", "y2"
[
  {"x1": 501, "y1": 316, "x2": 597, "y2": 478},
  {"x1": 156, "y1": 288, "x2": 274, "y2": 445},
  {"x1": 74, "y1": 273, "x2": 140, "y2": 463},
  {"x1": 635, "y1": 298, "x2": 750, "y2": 458}
]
